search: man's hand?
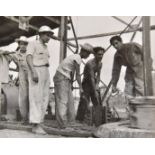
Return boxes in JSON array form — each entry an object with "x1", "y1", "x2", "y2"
[
  {"x1": 0, "y1": 50, "x2": 7, "y2": 55},
  {"x1": 32, "y1": 70, "x2": 38, "y2": 83},
  {"x1": 95, "y1": 84, "x2": 100, "y2": 91},
  {"x1": 79, "y1": 88, "x2": 84, "y2": 96},
  {"x1": 94, "y1": 91, "x2": 100, "y2": 106},
  {"x1": 112, "y1": 85, "x2": 118, "y2": 93}
]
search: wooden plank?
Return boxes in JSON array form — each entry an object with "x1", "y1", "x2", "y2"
[{"x1": 0, "y1": 120, "x2": 94, "y2": 137}]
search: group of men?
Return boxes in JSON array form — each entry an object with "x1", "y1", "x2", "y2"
[{"x1": 0, "y1": 25, "x2": 144, "y2": 134}]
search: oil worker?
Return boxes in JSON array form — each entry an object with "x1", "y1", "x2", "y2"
[
  {"x1": 26, "y1": 25, "x2": 54, "y2": 134},
  {"x1": 76, "y1": 47, "x2": 105, "y2": 127},
  {"x1": 12, "y1": 36, "x2": 29, "y2": 124},
  {"x1": 110, "y1": 35, "x2": 144, "y2": 97},
  {"x1": 53, "y1": 43, "x2": 93, "y2": 129}
]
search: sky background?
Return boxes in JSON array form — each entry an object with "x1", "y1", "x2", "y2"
[{"x1": 1, "y1": 16, "x2": 155, "y2": 92}]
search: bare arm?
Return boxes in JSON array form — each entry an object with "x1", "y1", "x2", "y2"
[
  {"x1": 96, "y1": 63, "x2": 102, "y2": 88},
  {"x1": 74, "y1": 61, "x2": 83, "y2": 94},
  {"x1": 111, "y1": 54, "x2": 122, "y2": 93}
]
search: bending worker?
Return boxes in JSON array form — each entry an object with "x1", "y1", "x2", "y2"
[
  {"x1": 110, "y1": 35, "x2": 144, "y2": 97},
  {"x1": 76, "y1": 47, "x2": 105, "y2": 127},
  {"x1": 53, "y1": 43, "x2": 93, "y2": 129},
  {"x1": 26, "y1": 25, "x2": 53, "y2": 134}
]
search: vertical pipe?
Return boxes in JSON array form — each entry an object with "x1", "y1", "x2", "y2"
[
  {"x1": 142, "y1": 16, "x2": 153, "y2": 96},
  {"x1": 0, "y1": 82, "x2": 1, "y2": 117},
  {"x1": 59, "y1": 16, "x2": 68, "y2": 63}
]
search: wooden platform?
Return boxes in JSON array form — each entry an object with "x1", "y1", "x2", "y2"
[{"x1": 0, "y1": 120, "x2": 95, "y2": 137}]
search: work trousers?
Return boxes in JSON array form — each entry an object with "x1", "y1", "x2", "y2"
[
  {"x1": 54, "y1": 71, "x2": 75, "y2": 128},
  {"x1": 76, "y1": 83, "x2": 103, "y2": 127},
  {"x1": 18, "y1": 69, "x2": 29, "y2": 120},
  {"x1": 125, "y1": 63, "x2": 144, "y2": 97},
  {"x1": 28, "y1": 66, "x2": 50, "y2": 124},
  {"x1": 124, "y1": 77, "x2": 144, "y2": 97}
]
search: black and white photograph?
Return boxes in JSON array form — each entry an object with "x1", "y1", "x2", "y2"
[{"x1": 0, "y1": 16, "x2": 155, "y2": 138}]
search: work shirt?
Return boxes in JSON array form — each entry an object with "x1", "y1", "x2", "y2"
[
  {"x1": 26, "y1": 40, "x2": 50, "y2": 67},
  {"x1": 0, "y1": 55, "x2": 11, "y2": 83},
  {"x1": 57, "y1": 54, "x2": 82, "y2": 79},
  {"x1": 83, "y1": 58, "x2": 102, "y2": 89},
  {"x1": 12, "y1": 50, "x2": 28, "y2": 71},
  {"x1": 112, "y1": 42, "x2": 143, "y2": 86}
]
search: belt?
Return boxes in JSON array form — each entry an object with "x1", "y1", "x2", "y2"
[{"x1": 34, "y1": 64, "x2": 49, "y2": 67}]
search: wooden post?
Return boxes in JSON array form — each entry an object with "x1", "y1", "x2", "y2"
[
  {"x1": 142, "y1": 16, "x2": 153, "y2": 96},
  {"x1": 59, "y1": 16, "x2": 68, "y2": 63}
]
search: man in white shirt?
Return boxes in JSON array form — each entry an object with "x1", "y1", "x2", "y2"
[
  {"x1": 53, "y1": 43, "x2": 93, "y2": 129},
  {"x1": 26, "y1": 25, "x2": 54, "y2": 134}
]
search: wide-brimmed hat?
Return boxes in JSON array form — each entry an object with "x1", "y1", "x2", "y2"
[
  {"x1": 38, "y1": 25, "x2": 54, "y2": 35},
  {"x1": 80, "y1": 43, "x2": 94, "y2": 53},
  {"x1": 15, "y1": 36, "x2": 28, "y2": 43}
]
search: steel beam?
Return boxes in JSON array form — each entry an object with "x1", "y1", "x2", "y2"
[
  {"x1": 5, "y1": 16, "x2": 38, "y2": 31},
  {"x1": 69, "y1": 16, "x2": 79, "y2": 53},
  {"x1": 59, "y1": 16, "x2": 68, "y2": 63},
  {"x1": 68, "y1": 25, "x2": 155, "y2": 41},
  {"x1": 112, "y1": 16, "x2": 134, "y2": 29},
  {"x1": 44, "y1": 16, "x2": 61, "y2": 25},
  {"x1": 142, "y1": 16, "x2": 153, "y2": 96},
  {"x1": 130, "y1": 17, "x2": 142, "y2": 42},
  {"x1": 4, "y1": 16, "x2": 76, "y2": 48}
]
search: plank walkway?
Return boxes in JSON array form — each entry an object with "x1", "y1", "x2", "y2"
[{"x1": 0, "y1": 120, "x2": 95, "y2": 138}]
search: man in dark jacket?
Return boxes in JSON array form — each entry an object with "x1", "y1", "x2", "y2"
[{"x1": 110, "y1": 35, "x2": 144, "y2": 97}]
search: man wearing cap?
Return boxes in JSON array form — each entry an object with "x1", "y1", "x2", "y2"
[
  {"x1": 76, "y1": 47, "x2": 105, "y2": 127},
  {"x1": 110, "y1": 35, "x2": 144, "y2": 97},
  {"x1": 26, "y1": 25, "x2": 53, "y2": 134},
  {"x1": 12, "y1": 36, "x2": 29, "y2": 124},
  {"x1": 53, "y1": 43, "x2": 93, "y2": 129}
]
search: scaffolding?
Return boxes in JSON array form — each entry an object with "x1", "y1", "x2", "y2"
[{"x1": 0, "y1": 16, "x2": 154, "y2": 109}]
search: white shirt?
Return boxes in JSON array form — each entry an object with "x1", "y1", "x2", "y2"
[
  {"x1": 57, "y1": 54, "x2": 82, "y2": 79},
  {"x1": 26, "y1": 40, "x2": 49, "y2": 66},
  {"x1": 0, "y1": 55, "x2": 11, "y2": 83}
]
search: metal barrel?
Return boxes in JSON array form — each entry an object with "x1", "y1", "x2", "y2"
[{"x1": 129, "y1": 96, "x2": 155, "y2": 130}]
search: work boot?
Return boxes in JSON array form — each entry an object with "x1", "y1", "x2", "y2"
[
  {"x1": 21, "y1": 118, "x2": 29, "y2": 125},
  {"x1": 32, "y1": 124, "x2": 47, "y2": 135}
]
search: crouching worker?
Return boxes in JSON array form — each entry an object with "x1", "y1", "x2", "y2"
[
  {"x1": 76, "y1": 47, "x2": 105, "y2": 127},
  {"x1": 26, "y1": 26, "x2": 54, "y2": 134},
  {"x1": 54, "y1": 43, "x2": 93, "y2": 129}
]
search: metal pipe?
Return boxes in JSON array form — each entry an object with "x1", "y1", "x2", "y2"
[
  {"x1": 59, "y1": 16, "x2": 68, "y2": 63},
  {"x1": 142, "y1": 16, "x2": 153, "y2": 96}
]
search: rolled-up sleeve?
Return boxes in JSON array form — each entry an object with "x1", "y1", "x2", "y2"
[{"x1": 26, "y1": 41, "x2": 35, "y2": 56}]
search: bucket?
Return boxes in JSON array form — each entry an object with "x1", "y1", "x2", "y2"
[{"x1": 129, "y1": 96, "x2": 155, "y2": 130}]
